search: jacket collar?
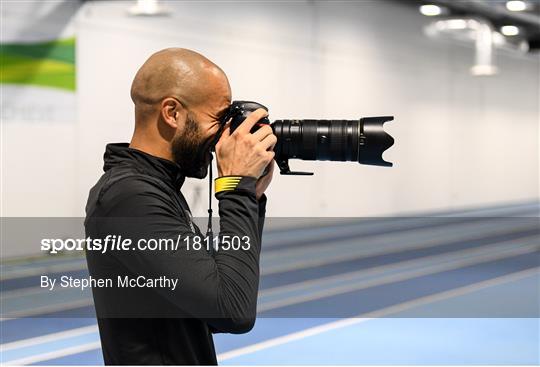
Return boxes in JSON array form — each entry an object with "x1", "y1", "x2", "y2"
[{"x1": 103, "y1": 143, "x2": 185, "y2": 190}]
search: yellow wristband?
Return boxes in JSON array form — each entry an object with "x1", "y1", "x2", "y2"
[{"x1": 215, "y1": 176, "x2": 242, "y2": 194}]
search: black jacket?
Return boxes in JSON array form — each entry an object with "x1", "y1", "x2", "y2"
[{"x1": 85, "y1": 143, "x2": 266, "y2": 365}]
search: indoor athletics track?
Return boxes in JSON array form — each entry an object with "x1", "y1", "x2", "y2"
[{"x1": 1, "y1": 201, "x2": 539, "y2": 365}]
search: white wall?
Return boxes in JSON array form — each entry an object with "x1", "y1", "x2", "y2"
[{"x1": 2, "y1": 0, "x2": 539, "y2": 218}]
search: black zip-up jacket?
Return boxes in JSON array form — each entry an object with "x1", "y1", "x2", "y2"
[{"x1": 84, "y1": 143, "x2": 266, "y2": 365}]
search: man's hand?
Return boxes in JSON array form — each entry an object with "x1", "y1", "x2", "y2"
[{"x1": 215, "y1": 108, "x2": 277, "y2": 179}]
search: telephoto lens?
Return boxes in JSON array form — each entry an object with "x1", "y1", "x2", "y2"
[{"x1": 224, "y1": 101, "x2": 394, "y2": 175}]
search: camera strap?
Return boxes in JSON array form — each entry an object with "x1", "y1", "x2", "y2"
[
  {"x1": 206, "y1": 154, "x2": 214, "y2": 249},
  {"x1": 206, "y1": 109, "x2": 234, "y2": 250}
]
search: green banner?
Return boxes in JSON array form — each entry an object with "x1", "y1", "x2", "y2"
[{"x1": 0, "y1": 37, "x2": 75, "y2": 91}]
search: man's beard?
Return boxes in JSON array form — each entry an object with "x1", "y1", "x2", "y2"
[{"x1": 171, "y1": 113, "x2": 213, "y2": 179}]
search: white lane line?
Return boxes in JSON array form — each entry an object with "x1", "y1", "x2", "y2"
[
  {"x1": 262, "y1": 218, "x2": 525, "y2": 260},
  {"x1": 0, "y1": 325, "x2": 98, "y2": 352},
  {"x1": 261, "y1": 204, "x2": 538, "y2": 246},
  {"x1": 218, "y1": 317, "x2": 375, "y2": 362},
  {"x1": 0, "y1": 298, "x2": 94, "y2": 320},
  {"x1": 1, "y1": 261, "x2": 87, "y2": 281},
  {"x1": 218, "y1": 267, "x2": 540, "y2": 362},
  {"x1": 261, "y1": 222, "x2": 536, "y2": 274},
  {"x1": 2, "y1": 341, "x2": 102, "y2": 366},
  {"x1": 257, "y1": 242, "x2": 539, "y2": 311},
  {"x1": 1, "y1": 285, "x2": 89, "y2": 300},
  {"x1": 261, "y1": 238, "x2": 539, "y2": 297}
]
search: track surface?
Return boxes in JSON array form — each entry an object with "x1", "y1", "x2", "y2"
[{"x1": 1, "y1": 201, "x2": 539, "y2": 365}]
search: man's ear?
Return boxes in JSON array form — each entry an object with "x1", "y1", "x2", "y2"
[{"x1": 160, "y1": 98, "x2": 185, "y2": 129}]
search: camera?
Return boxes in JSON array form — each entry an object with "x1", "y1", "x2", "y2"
[{"x1": 219, "y1": 101, "x2": 395, "y2": 175}]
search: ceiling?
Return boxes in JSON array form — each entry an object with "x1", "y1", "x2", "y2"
[{"x1": 416, "y1": 0, "x2": 540, "y2": 51}]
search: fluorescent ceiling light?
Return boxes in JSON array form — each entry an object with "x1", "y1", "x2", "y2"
[
  {"x1": 129, "y1": 0, "x2": 169, "y2": 16},
  {"x1": 420, "y1": 4, "x2": 442, "y2": 16},
  {"x1": 506, "y1": 1, "x2": 527, "y2": 11},
  {"x1": 501, "y1": 25, "x2": 520, "y2": 36},
  {"x1": 446, "y1": 19, "x2": 468, "y2": 30},
  {"x1": 471, "y1": 64, "x2": 498, "y2": 77}
]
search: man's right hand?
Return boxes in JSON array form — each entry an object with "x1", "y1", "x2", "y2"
[{"x1": 215, "y1": 108, "x2": 277, "y2": 179}]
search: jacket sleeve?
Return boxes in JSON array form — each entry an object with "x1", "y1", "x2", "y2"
[{"x1": 94, "y1": 176, "x2": 263, "y2": 334}]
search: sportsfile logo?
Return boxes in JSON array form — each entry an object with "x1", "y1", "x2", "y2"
[{"x1": 40, "y1": 234, "x2": 252, "y2": 254}]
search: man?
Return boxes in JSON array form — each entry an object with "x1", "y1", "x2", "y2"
[{"x1": 85, "y1": 48, "x2": 276, "y2": 365}]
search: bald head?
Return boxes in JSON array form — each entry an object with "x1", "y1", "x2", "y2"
[
  {"x1": 129, "y1": 48, "x2": 232, "y2": 174},
  {"x1": 130, "y1": 48, "x2": 230, "y2": 122}
]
